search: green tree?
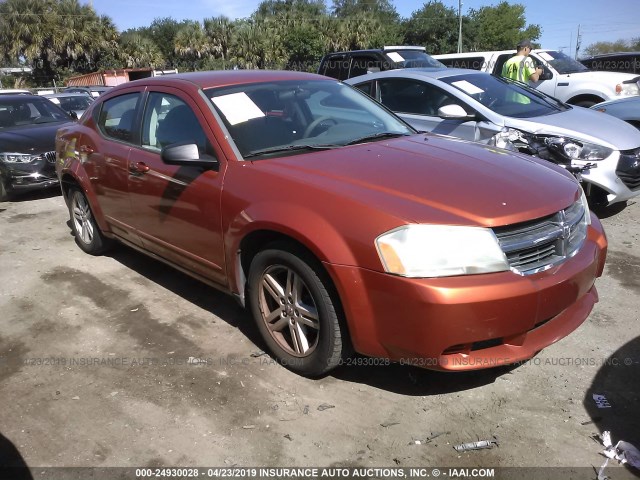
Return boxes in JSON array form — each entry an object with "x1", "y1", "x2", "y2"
[
  {"x1": 204, "y1": 16, "x2": 236, "y2": 63},
  {"x1": 119, "y1": 32, "x2": 164, "y2": 68},
  {"x1": 402, "y1": 1, "x2": 462, "y2": 54},
  {"x1": 583, "y1": 37, "x2": 640, "y2": 56},
  {"x1": 467, "y1": 1, "x2": 540, "y2": 51},
  {"x1": 0, "y1": 0, "x2": 118, "y2": 86}
]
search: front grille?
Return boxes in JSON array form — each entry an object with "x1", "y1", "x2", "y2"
[
  {"x1": 616, "y1": 148, "x2": 640, "y2": 190},
  {"x1": 43, "y1": 151, "x2": 57, "y2": 164},
  {"x1": 493, "y1": 200, "x2": 588, "y2": 275}
]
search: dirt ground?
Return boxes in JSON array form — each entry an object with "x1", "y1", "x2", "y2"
[{"x1": 1, "y1": 189, "x2": 639, "y2": 479}]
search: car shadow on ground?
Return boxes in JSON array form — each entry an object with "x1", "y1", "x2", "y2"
[
  {"x1": 592, "y1": 200, "x2": 630, "y2": 219},
  {"x1": 0, "y1": 432, "x2": 33, "y2": 479},
  {"x1": 331, "y1": 357, "x2": 516, "y2": 395},
  {"x1": 89, "y1": 238, "x2": 518, "y2": 396},
  {"x1": 583, "y1": 335, "x2": 640, "y2": 478},
  {"x1": 5, "y1": 187, "x2": 61, "y2": 203}
]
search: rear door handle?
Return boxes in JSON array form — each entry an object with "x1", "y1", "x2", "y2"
[
  {"x1": 129, "y1": 161, "x2": 150, "y2": 174},
  {"x1": 79, "y1": 145, "x2": 94, "y2": 154}
]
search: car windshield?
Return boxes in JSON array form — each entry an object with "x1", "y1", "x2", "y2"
[
  {"x1": 441, "y1": 73, "x2": 569, "y2": 118},
  {"x1": 205, "y1": 80, "x2": 414, "y2": 159},
  {"x1": 387, "y1": 50, "x2": 445, "y2": 68},
  {"x1": 56, "y1": 96, "x2": 93, "y2": 112},
  {"x1": 0, "y1": 97, "x2": 69, "y2": 129},
  {"x1": 537, "y1": 50, "x2": 589, "y2": 74}
]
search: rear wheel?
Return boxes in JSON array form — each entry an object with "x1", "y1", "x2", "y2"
[
  {"x1": 248, "y1": 246, "x2": 346, "y2": 376},
  {"x1": 68, "y1": 187, "x2": 111, "y2": 255}
]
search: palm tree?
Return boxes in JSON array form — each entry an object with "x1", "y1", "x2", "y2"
[{"x1": 204, "y1": 16, "x2": 234, "y2": 62}]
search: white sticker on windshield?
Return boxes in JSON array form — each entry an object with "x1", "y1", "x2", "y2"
[
  {"x1": 211, "y1": 92, "x2": 265, "y2": 126},
  {"x1": 451, "y1": 80, "x2": 484, "y2": 95},
  {"x1": 538, "y1": 52, "x2": 554, "y2": 62},
  {"x1": 386, "y1": 52, "x2": 405, "y2": 63}
]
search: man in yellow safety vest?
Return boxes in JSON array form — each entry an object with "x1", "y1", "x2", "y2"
[{"x1": 501, "y1": 39, "x2": 543, "y2": 85}]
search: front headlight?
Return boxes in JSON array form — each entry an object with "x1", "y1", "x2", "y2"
[
  {"x1": 0, "y1": 153, "x2": 41, "y2": 164},
  {"x1": 490, "y1": 127, "x2": 523, "y2": 151},
  {"x1": 545, "y1": 137, "x2": 612, "y2": 161},
  {"x1": 375, "y1": 224, "x2": 509, "y2": 278},
  {"x1": 617, "y1": 77, "x2": 640, "y2": 96}
]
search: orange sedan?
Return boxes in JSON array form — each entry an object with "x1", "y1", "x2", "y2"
[{"x1": 55, "y1": 70, "x2": 607, "y2": 376}]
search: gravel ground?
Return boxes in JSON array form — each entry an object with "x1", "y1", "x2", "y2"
[{"x1": 0, "y1": 190, "x2": 639, "y2": 479}]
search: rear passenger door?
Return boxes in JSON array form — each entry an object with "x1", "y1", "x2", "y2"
[{"x1": 89, "y1": 90, "x2": 143, "y2": 245}]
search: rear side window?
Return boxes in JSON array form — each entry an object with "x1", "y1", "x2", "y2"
[
  {"x1": 349, "y1": 56, "x2": 382, "y2": 78},
  {"x1": 98, "y1": 93, "x2": 140, "y2": 143},
  {"x1": 321, "y1": 55, "x2": 349, "y2": 80},
  {"x1": 439, "y1": 56, "x2": 487, "y2": 71},
  {"x1": 353, "y1": 81, "x2": 374, "y2": 96}
]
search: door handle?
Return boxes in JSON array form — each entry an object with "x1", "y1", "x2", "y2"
[
  {"x1": 79, "y1": 145, "x2": 94, "y2": 154},
  {"x1": 129, "y1": 161, "x2": 150, "y2": 174}
]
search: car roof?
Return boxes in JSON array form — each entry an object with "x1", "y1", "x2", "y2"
[
  {"x1": 0, "y1": 94, "x2": 48, "y2": 102},
  {"x1": 582, "y1": 51, "x2": 640, "y2": 59},
  {"x1": 345, "y1": 67, "x2": 486, "y2": 82},
  {"x1": 45, "y1": 93, "x2": 92, "y2": 98},
  {"x1": 121, "y1": 70, "x2": 330, "y2": 91}
]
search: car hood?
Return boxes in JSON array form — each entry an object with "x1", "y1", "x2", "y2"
[
  {"x1": 560, "y1": 70, "x2": 639, "y2": 83},
  {"x1": 0, "y1": 122, "x2": 70, "y2": 153},
  {"x1": 506, "y1": 106, "x2": 640, "y2": 150},
  {"x1": 258, "y1": 134, "x2": 579, "y2": 227}
]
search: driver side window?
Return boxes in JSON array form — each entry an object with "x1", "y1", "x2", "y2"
[
  {"x1": 376, "y1": 78, "x2": 458, "y2": 116},
  {"x1": 141, "y1": 93, "x2": 209, "y2": 155}
]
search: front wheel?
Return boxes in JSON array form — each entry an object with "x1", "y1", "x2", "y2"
[
  {"x1": 0, "y1": 175, "x2": 12, "y2": 202},
  {"x1": 248, "y1": 247, "x2": 346, "y2": 376},
  {"x1": 68, "y1": 187, "x2": 111, "y2": 255}
]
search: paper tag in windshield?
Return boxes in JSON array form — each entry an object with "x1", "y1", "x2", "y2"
[
  {"x1": 538, "y1": 52, "x2": 554, "y2": 62},
  {"x1": 451, "y1": 80, "x2": 484, "y2": 95},
  {"x1": 212, "y1": 92, "x2": 265, "y2": 125},
  {"x1": 386, "y1": 52, "x2": 405, "y2": 63}
]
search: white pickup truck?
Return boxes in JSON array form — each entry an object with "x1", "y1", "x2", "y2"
[{"x1": 434, "y1": 49, "x2": 640, "y2": 107}]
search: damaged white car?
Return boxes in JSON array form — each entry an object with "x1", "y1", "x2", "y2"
[{"x1": 347, "y1": 68, "x2": 640, "y2": 206}]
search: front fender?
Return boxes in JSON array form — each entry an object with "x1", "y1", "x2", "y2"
[{"x1": 225, "y1": 200, "x2": 362, "y2": 295}]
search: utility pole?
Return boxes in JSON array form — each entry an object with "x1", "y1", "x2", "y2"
[
  {"x1": 575, "y1": 24, "x2": 582, "y2": 59},
  {"x1": 457, "y1": 0, "x2": 463, "y2": 53}
]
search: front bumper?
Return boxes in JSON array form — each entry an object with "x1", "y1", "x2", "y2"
[
  {"x1": 577, "y1": 148, "x2": 640, "y2": 204},
  {"x1": 326, "y1": 216, "x2": 607, "y2": 371},
  {"x1": 1, "y1": 156, "x2": 59, "y2": 195}
]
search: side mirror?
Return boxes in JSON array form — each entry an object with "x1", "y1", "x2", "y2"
[
  {"x1": 539, "y1": 65, "x2": 553, "y2": 81},
  {"x1": 161, "y1": 142, "x2": 219, "y2": 169},
  {"x1": 438, "y1": 104, "x2": 473, "y2": 119},
  {"x1": 69, "y1": 111, "x2": 78, "y2": 121}
]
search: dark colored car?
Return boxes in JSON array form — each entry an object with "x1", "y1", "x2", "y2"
[
  {"x1": 56, "y1": 70, "x2": 607, "y2": 377},
  {"x1": 318, "y1": 46, "x2": 444, "y2": 80},
  {"x1": 64, "y1": 86, "x2": 112, "y2": 98},
  {"x1": 580, "y1": 52, "x2": 640, "y2": 75},
  {"x1": 44, "y1": 93, "x2": 94, "y2": 119},
  {"x1": 0, "y1": 95, "x2": 73, "y2": 201}
]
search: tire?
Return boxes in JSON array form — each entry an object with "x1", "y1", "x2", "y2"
[
  {"x1": 573, "y1": 99, "x2": 601, "y2": 108},
  {"x1": 68, "y1": 187, "x2": 111, "y2": 255},
  {"x1": 0, "y1": 176, "x2": 12, "y2": 202},
  {"x1": 247, "y1": 246, "x2": 346, "y2": 377}
]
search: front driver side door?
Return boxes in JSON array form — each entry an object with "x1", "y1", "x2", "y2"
[{"x1": 126, "y1": 88, "x2": 228, "y2": 286}]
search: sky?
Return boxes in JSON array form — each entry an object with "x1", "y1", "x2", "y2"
[{"x1": 90, "y1": 0, "x2": 640, "y2": 57}]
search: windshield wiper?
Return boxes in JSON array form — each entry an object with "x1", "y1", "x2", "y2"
[
  {"x1": 344, "y1": 132, "x2": 411, "y2": 146},
  {"x1": 243, "y1": 143, "x2": 340, "y2": 159}
]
